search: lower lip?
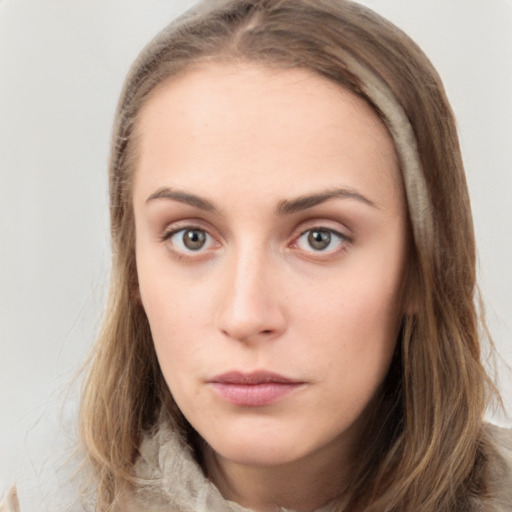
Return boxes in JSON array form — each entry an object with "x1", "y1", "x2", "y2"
[{"x1": 210, "y1": 382, "x2": 303, "y2": 407}]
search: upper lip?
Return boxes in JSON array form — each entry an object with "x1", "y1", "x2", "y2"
[{"x1": 209, "y1": 370, "x2": 302, "y2": 385}]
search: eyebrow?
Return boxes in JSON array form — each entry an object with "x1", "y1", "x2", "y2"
[
  {"x1": 145, "y1": 186, "x2": 377, "y2": 215},
  {"x1": 146, "y1": 187, "x2": 218, "y2": 212},
  {"x1": 276, "y1": 188, "x2": 378, "y2": 215}
]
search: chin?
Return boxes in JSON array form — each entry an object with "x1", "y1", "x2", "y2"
[
  {"x1": 211, "y1": 437, "x2": 304, "y2": 467},
  {"x1": 199, "y1": 418, "x2": 326, "y2": 468}
]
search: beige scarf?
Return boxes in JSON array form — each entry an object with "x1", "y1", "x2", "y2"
[
  {"x1": 118, "y1": 421, "x2": 512, "y2": 512},
  {"x1": 2, "y1": 422, "x2": 511, "y2": 511}
]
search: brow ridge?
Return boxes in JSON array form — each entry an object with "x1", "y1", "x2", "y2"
[
  {"x1": 146, "y1": 186, "x2": 376, "y2": 215},
  {"x1": 276, "y1": 188, "x2": 377, "y2": 215},
  {"x1": 146, "y1": 187, "x2": 217, "y2": 212}
]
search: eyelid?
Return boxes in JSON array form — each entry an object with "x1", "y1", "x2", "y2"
[
  {"x1": 160, "y1": 219, "x2": 215, "y2": 241},
  {"x1": 160, "y1": 222, "x2": 221, "y2": 259},
  {"x1": 158, "y1": 219, "x2": 351, "y2": 259},
  {"x1": 293, "y1": 218, "x2": 352, "y2": 240},
  {"x1": 290, "y1": 222, "x2": 352, "y2": 256}
]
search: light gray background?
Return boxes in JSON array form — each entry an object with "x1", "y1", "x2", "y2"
[{"x1": 1, "y1": 0, "x2": 511, "y2": 506}]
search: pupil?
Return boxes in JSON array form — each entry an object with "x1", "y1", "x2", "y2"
[
  {"x1": 183, "y1": 229, "x2": 206, "y2": 250},
  {"x1": 308, "y1": 230, "x2": 331, "y2": 250}
]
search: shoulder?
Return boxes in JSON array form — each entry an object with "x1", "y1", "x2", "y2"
[
  {"x1": 486, "y1": 423, "x2": 512, "y2": 458},
  {"x1": 479, "y1": 423, "x2": 512, "y2": 511},
  {"x1": 0, "y1": 486, "x2": 20, "y2": 512},
  {"x1": 117, "y1": 421, "x2": 250, "y2": 512}
]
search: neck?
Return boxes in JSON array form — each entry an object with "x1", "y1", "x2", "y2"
[{"x1": 203, "y1": 436, "x2": 354, "y2": 512}]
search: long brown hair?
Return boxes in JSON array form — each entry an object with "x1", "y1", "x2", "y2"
[{"x1": 80, "y1": 1, "x2": 500, "y2": 510}]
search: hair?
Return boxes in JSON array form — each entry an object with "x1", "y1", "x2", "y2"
[{"x1": 79, "y1": 1, "x2": 501, "y2": 510}]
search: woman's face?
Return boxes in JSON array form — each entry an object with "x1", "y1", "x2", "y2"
[{"x1": 133, "y1": 64, "x2": 408, "y2": 469}]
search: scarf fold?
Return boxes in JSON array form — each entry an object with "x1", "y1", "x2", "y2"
[
  {"x1": 2, "y1": 422, "x2": 510, "y2": 511},
  {"x1": 126, "y1": 420, "x2": 341, "y2": 512},
  {"x1": 123, "y1": 420, "x2": 512, "y2": 512}
]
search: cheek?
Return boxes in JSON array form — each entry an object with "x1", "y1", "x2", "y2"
[
  {"x1": 289, "y1": 260, "x2": 403, "y2": 385},
  {"x1": 140, "y1": 288, "x2": 209, "y2": 403},
  {"x1": 293, "y1": 263, "x2": 403, "y2": 338},
  {"x1": 136, "y1": 235, "x2": 212, "y2": 325},
  {"x1": 136, "y1": 252, "x2": 207, "y2": 371},
  {"x1": 140, "y1": 277, "x2": 211, "y2": 349}
]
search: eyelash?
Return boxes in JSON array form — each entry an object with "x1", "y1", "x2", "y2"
[
  {"x1": 160, "y1": 224, "x2": 217, "y2": 258},
  {"x1": 292, "y1": 227, "x2": 350, "y2": 255},
  {"x1": 160, "y1": 224, "x2": 351, "y2": 259}
]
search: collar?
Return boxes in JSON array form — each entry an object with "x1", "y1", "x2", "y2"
[{"x1": 124, "y1": 420, "x2": 512, "y2": 512}]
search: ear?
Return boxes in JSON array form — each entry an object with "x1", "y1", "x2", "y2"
[
  {"x1": 404, "y1": 287, "x2": 419, "y2": 316},
  {"x1": 131, "y1": 276, "x2": 143, "y2": 305},
  {"x1": 133, "y1": 285, "x2": 143, "y2": 305},
  {"x1": 401, "y1": 259, "x2": 420, "y2": 316}
]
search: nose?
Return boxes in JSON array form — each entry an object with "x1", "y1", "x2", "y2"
[{"x1": 216, "y1": 247, "x2": 286, "y2": 344}]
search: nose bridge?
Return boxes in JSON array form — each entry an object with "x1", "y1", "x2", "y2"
[{"x1": 217, "y1": 239, "x2": 284, "y2": 342}]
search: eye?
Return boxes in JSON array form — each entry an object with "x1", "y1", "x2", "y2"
[
  {"x1": 295, "y1": 228, "x2": 347, "y2": 253},
  {"x1": 163, "y1": 227, "x2": 215, "y2": 253}
]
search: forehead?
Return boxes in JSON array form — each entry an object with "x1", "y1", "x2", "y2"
[{"x1": 133, "y1": 63, "x2": 404, "y2": 211}]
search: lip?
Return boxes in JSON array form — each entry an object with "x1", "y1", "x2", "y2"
[{"x1": 208, "y1": 371, "x2": 305, "y2": 407}]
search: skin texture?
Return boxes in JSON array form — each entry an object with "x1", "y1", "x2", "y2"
[{"x1": 133, "y1": 64, "x2": 409, "y2": 512}]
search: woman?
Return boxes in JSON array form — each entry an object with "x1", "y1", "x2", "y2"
[{"x1": 2, "y1": 0, "x2": 511, "y2": 511}]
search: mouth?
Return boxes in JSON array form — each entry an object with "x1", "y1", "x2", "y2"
[{"x1": 208, "y1": 371, "x2": 305, "y2": 407}]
